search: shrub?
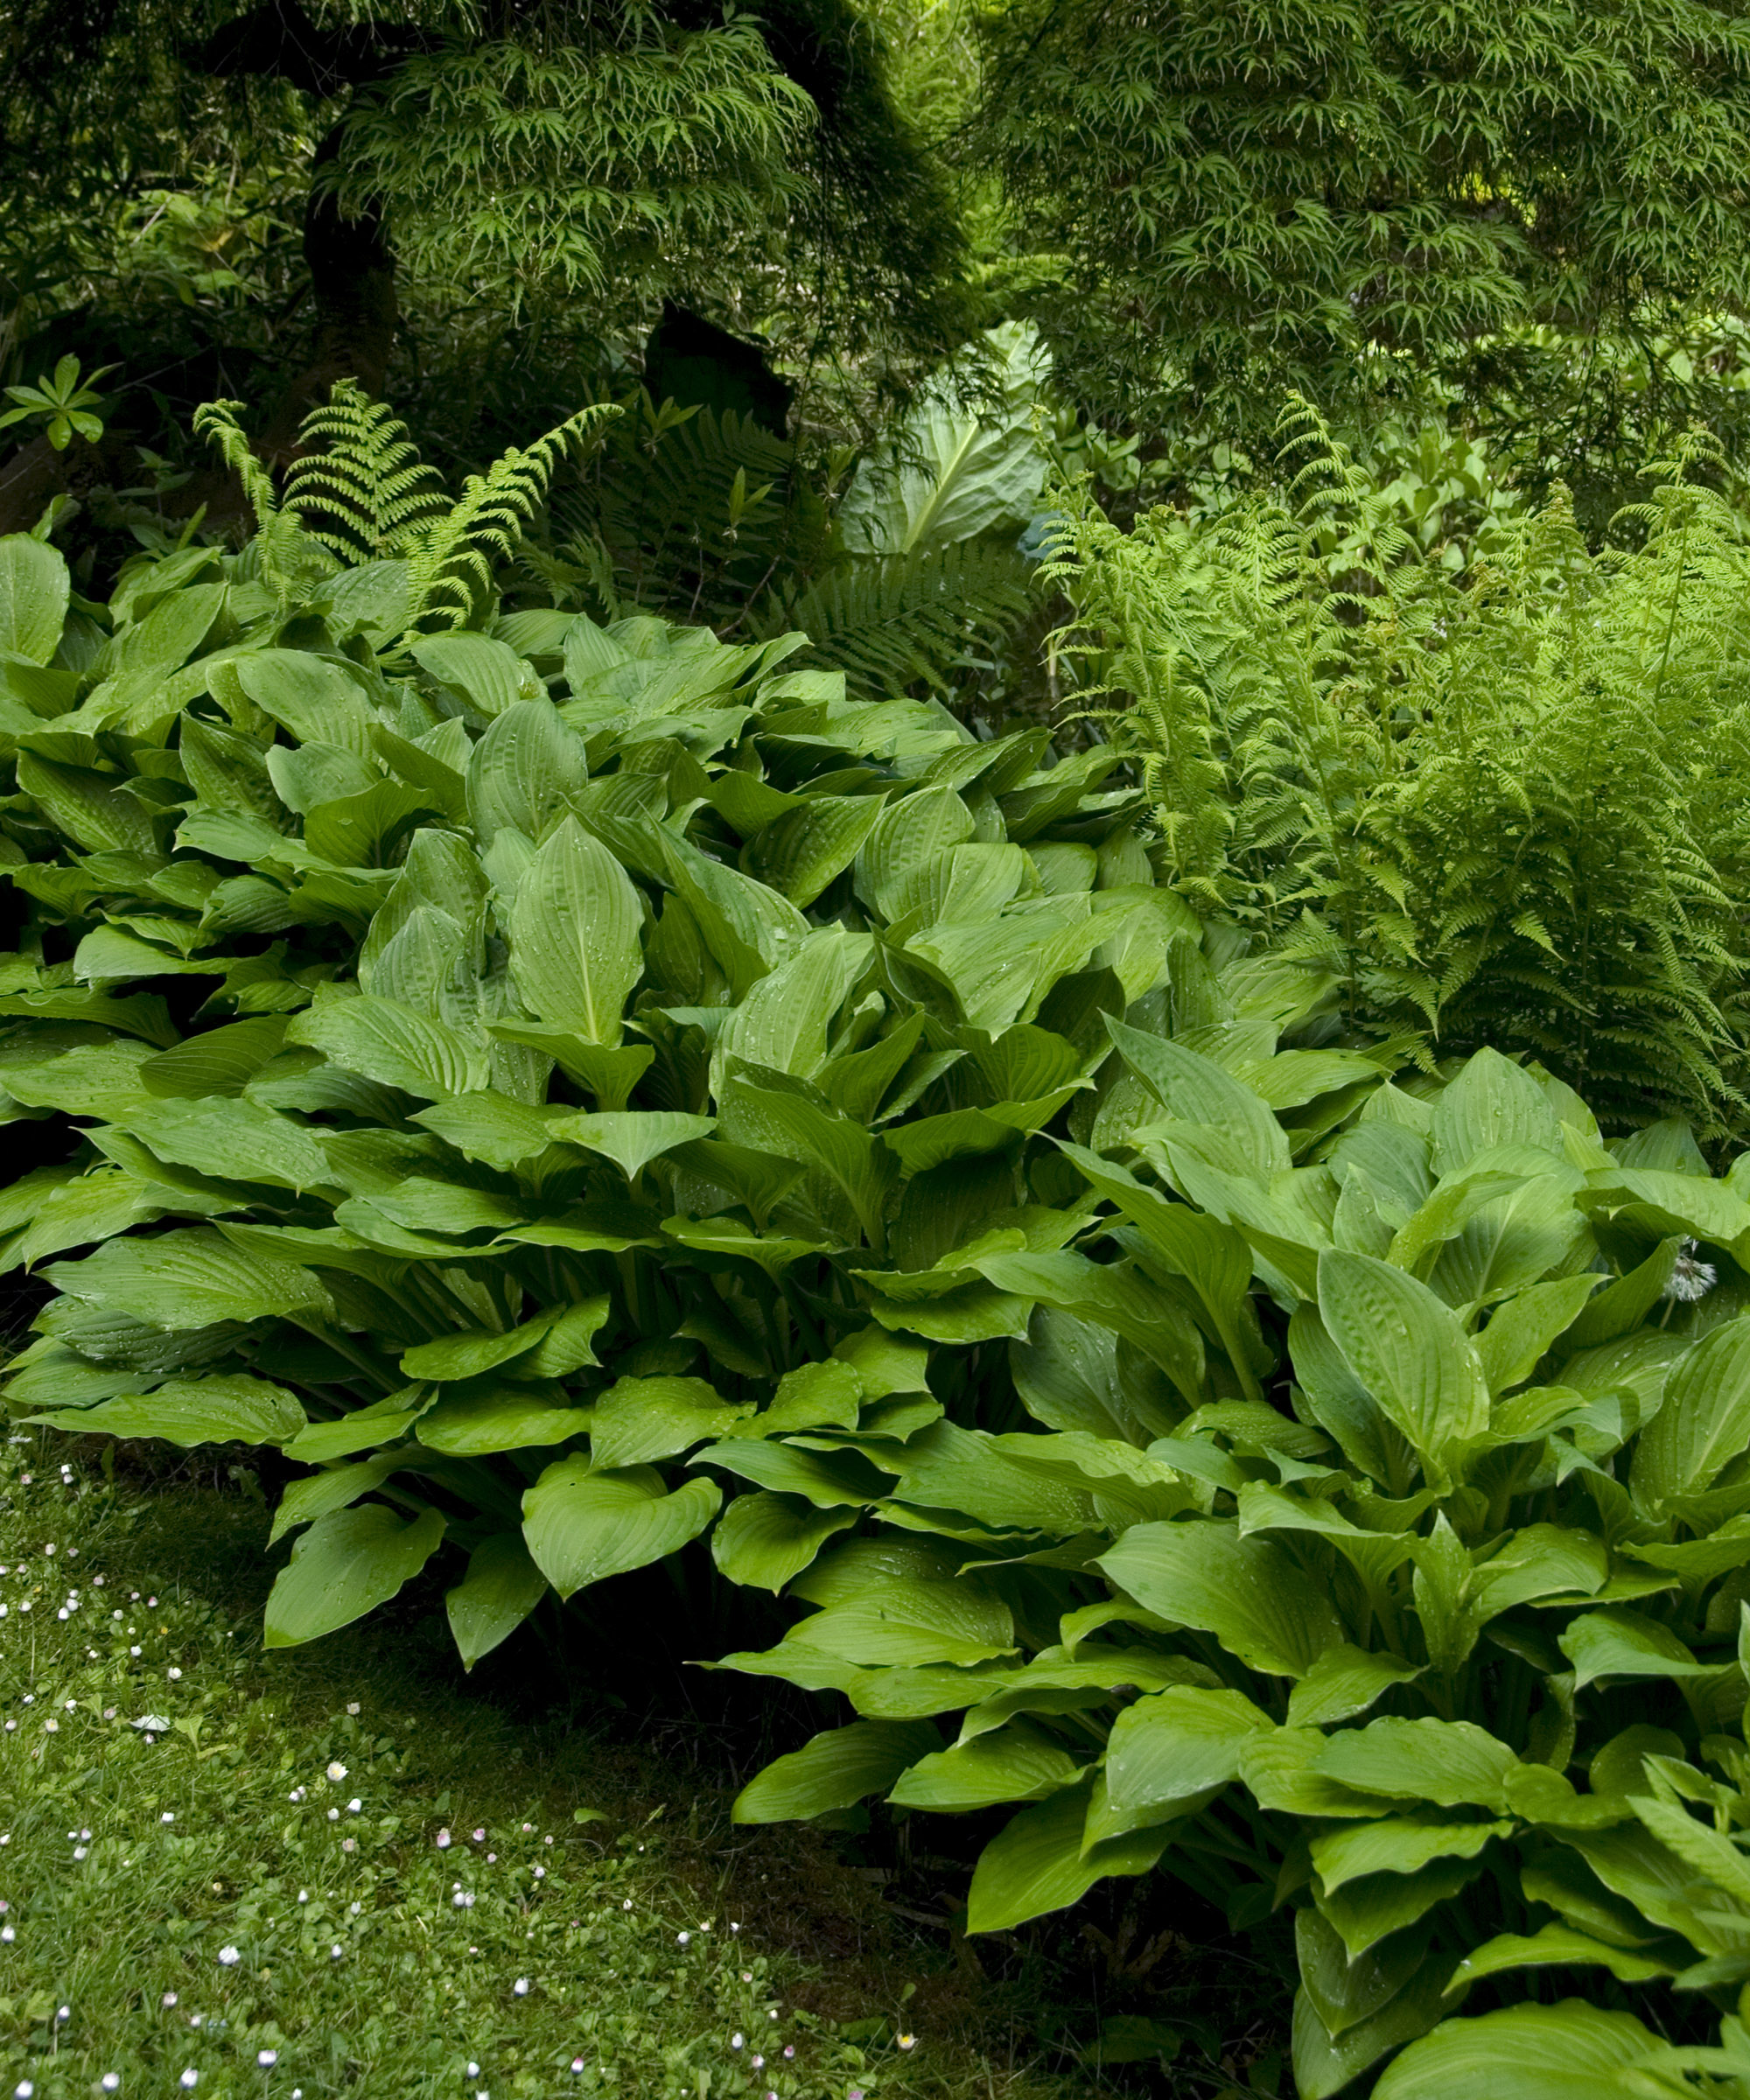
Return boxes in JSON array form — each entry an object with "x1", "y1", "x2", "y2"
[{"x1": 726, "y1": 1039, "x2": 1750, "y2": 2092}]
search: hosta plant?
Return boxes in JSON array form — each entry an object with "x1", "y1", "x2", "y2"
[
  {"x1": 0, "y1": 450, "x2": 1348, "y2": 1672},
  {"x1": 724, "y1": 1043, "x2": 1750, "y2": 2095}
]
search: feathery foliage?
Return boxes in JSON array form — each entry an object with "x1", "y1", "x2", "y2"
[
  {"x1": 1046, "y1": 405, "x2": 1750, "y2": 1137},
  {"x1": 975, "y1": 0, "x2": 1750, "y2": 430}
]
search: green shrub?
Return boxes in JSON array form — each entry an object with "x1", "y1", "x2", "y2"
[
  {"x1": 1045, "y1": 410, "x2": 1750, "y2": 1139},
  {"x1": 726, "y1": 1039, "x2": 1750, "y2": 2092},
  {"x1": 0, "y1": 389, "x2": 1292, "y2": 1677}
]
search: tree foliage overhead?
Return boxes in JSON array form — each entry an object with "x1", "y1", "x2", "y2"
[{"x1": 976, "y1": 0, "x2": 1750, "y2": 425}]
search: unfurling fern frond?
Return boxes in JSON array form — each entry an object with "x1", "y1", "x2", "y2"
[
  {"x1": 756, "y1": 540, "x2": 1032, "y2": 696},
  {"x1": 402, "y1": 402, "x2": 620, "y2": 638},
  {"x1": 280, "y1": 382, "x2": 450, "y2": 561}
]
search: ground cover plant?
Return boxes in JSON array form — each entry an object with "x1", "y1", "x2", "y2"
[{"x1": 0, "y1": 1432, "x2": 1060, "y2": 2100}]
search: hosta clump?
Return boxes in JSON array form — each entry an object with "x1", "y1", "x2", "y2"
[
  {"x1": 0, "y1": 455, "x2": 1307, "y2": 1675},
  {"x1": 725, "y1": 1045, "x2": 1750, "y2": 2094}
]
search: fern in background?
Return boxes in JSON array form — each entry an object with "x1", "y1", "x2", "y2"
[
  {"x1": 279, "y1": 382, "x2": 450, "y2": 562},
  {"x1": 1049, "y1": 404, "x2": 1750, "y2": 1135}
]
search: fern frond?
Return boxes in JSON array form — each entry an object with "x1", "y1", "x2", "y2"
[
  {"x1": 754, "y1": 540, "x2": 1032, "y2": 697},
  {"x1": 282, "y1": 382, "x2": 450, "y2": 561},
  {"x1": 401, "y1": 402, "x2": 620, "y2": 639}
]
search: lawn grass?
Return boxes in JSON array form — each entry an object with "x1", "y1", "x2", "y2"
[{"x1": 0, "y1": 1434, "x2": 1079, "y2": 2100}]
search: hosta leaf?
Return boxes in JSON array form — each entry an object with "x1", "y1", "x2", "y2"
[
  {"x1": 0, "y1": 533, "x2": 69, "y2": 663},
  {"x1": 779, "y1": 1578, "x2": 1016, "y2": 1669},
  {"x1": 24, "y1": 1373, "x2": 306, "y2": 1448},
  {"x1": 269, "y1": 1448, "x2": 408, "y2": 1545},
  {"x1": 415, "y1": 1388, "x2": 592, "y2": 1457},
  {"x1": 46, "y1": 1228, "x2": 331, "y2": 1327},
  {"x1": 1429, "y1": 1049, "x2": 1565, "y2": 1174},
  {"x1": 742, "y1": 794, "x2": 884, "y2": 907},
  {"x1": 521, "y1": 1460, "x2": 721, "y2": 1599},
  {"x1": 508, "y1": 816, "x2": 644, "y2": 1044},
  {"x1": 696, "y1": 1437, "x2": 888, "y2": 1508},
  {"x1": 710, "y1": 1491, "x2": 857, "y2": 1592},
  {"x1": 119, "y1": 1096, "x2": 332, "y2": 1193},
  {"x1": 264, "y1": 1503, "x2": 445, "y2": 1648},
  {"x1": 289, "y1": 990, "x2": 487, "y2": 1099},
  {"x1": 1444, "y1": 1923, "x2": 1674, "y2": 1992},
  {"x1": 1310, "y1": 1816, "x2": 1512, "y2": 1894},
  {"x1": 1106, "y1": 1686, "x2": 1274, "y2": 1815},
  {"x1": 466, "y1": 699, "x2": 589, "y2": 845},
  {"x1": 1369, "y1": 2001, "x2": 1663, "y2": 2099},
  {"x1": 1312, "y1": 1718, "x2": 1519, "y2": 1810},
  {"x1": 141, "y1": 1018, "x2": 290, "y2": 1099},
  {"x1": 732, "y1": 1719, "x2": 943, "y2": 1824},
  {"x1": 1098, "y1": 1521, "x2": 1342, "y2": 1677},
  {"x1": 1286, "y1": 1645, "x2": 1424, "y2": 1729},
  {"x1": 1315, "y1": 1857, "x2": 1489, "y2": 1962},
  {"x1": 889, "y1": 1725, "x2": 1084, "y2": 1810},
  {"x1": 411, "y1": 1091, "x2": 558, "y2": 1171},
  {"x1": 589, "y1": 1376, "x2": 751, "y2": 1468},
  {"x1": 965, "y1": 1779, "x2": 1169, "y2": 1933},
  {"x1": 1628, "y1": 1312, "x2": 1750, "y2": 1511},
  {"x1": 1106, "y1": 1018, "x2": 1289, "y2": 1179},
  {"x1": 445, "y1": 1532, "x2": 550, "y2": 1670},
  {"x1": 551, "y1": 1110, "x2": 716, "y2": 1182},
  {"x1": 286, "y1": 1390, "x2": 427, "y2": 1464},
  {"x1": 1475, "y1": 1274, "x2": 1602, "y2": 1393},
  {"x1": 1558, "y1": 1610, "x2": 1711, "y2": 1688},
  {"x1": 1318, "y1": 1249, "x2": 1489, "y2": 1469},
  {"x1": 237, "y1": 650, "x2": 378, "y2": 756}
]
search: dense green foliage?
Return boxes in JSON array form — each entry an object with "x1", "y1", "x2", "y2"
[
  {"x1": 1046, "y1": 411, "x2": 1750, "y2": 1140},
  {"x1": 974, "y1": 0, "x2": 1750, "y2": 432}
]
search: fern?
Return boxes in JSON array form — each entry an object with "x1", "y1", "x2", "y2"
[
  {"x1": 401, "y1": 402, "x2": 617, "y2": 638},
  {"x1": 279, "y1": 383, "x2": 450, "y2": 562},
  {"x1": 196, "y1": 382, "x2": 618, "y2": 641},
  {"x1": 754, "y1": 540, "x2": 1032, "y2": 698},
  {"x1": 1049, "y1": 402, "x2": 1750, "y2": 1136}
]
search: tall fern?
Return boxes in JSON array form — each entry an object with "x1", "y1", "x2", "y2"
[
  {"x1": 1049, "y1": 402, "x2": 1750, "y2": 1135},
  {"x1": 198, "y1": 382, "x2": 617, "y2": 642}
]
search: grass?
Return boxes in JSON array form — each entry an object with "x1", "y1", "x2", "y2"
[{"x1": 0, "y1": 1433, "x2": 1076, "y2": 2100}]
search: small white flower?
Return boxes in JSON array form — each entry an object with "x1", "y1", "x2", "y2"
[
  {"x1": 513, "y1": 1978, "x2": 529, "y2": 1996},
  {"x1": 898, "y1": 2032, "x2": 917, "y2": 2050},
  {"x1": 621, "y1": 1899, "x2": 632, "y2": 1910},
  {"x1": 0, "y1": 1927, "x2": 12, "y2": 1943},
  {"x1": 163, "y1": 1993, "x2": 178, "y2": 2007},
  {"x1": 436, "y1": 1829, "x2": 452, "y2": 1847},
  {"x1": 298, "y1": 1891, "x2": 308, "y2": 1903},
  {"x1": 677, "y1": 1931, "x2": 690, "y2": 1945},
  {"x1": 102, "y1": 2076, "x2": 120, "y2": 2092},
  {"x1": 16, "y1": 2081, "x2": 34, "y2": 2098},
  {"x1": 346, "y1": 1702, "x2": 360, "y2": 1714},
  {"x1": 257, "y1": 2050, "x2": 277, "y2": 2068},
  {"x1": 731, "y1": 2034, "x2": 744, "y2": 2051},
  {"x1": 218, "y1": 1946, "x2": 241, "y2": 1966},
  {"x1": 1665, "y1": 1239, "x2": 1718, "y2": 1303},
  {"x1": 467, "y1": 2064, "x2": 480, "y2": 2078},
  {"x1": 347, "y1": 1798, "x2": 360, "y2": 1812},
  {"x1": 331, "y1": 1945, "x2": 342, "y2": 1960},
  {"x1": 180, "y1": 2075, "x2": 199, "y2": 2090},
  {"x1": 570, "y1": 2060, "x2": 585, "y2": 2076},
  {"x1": 73, "y1": 1846, "x2": 88, "y2": 1860},
  {"x1": 55, "y1": 2006, "x2": 69, "y2": 2023},
  {"x1": 327, "y1": 1809, "x2": 340, "y2": 1822},
  {"x1": 326, "y1": 1762, "x2": 346, "y2": 1783},
  {"x1": 167, "y1": 1667, "x2": 182, "y2": 1681},
  {"x1": 43, "y1": 1718, "x2": 57, "y2": 1732},
  {"x1": 162, "y1": 1813, "x2": 175, "y2": 1824}
]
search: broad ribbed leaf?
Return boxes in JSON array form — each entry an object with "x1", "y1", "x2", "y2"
[
  {"x1": 710, "y1": 1491, "x2": 856, "y2": 1592},
  {"x1": 732, "y1": 1720, "x2": 942, "y2": 1823},
  {"x1": 508, "y1": 816, "x2": 643, "y2": 1044},
  {"x1": 1318, "y1": 1250, "x2": 1489, "y2": 1467},
  {"x1": 264, "y1": 1503, "x2": 445, "y2": 1647},
  {"x1": 1370, "y1": 2002, "x2": 1662, "y2": 2098},
  {"x1": 445, "y1": 1532, "x2": 549, "y2": 1670},
  {"x1": 24, "y1": 1373, "x2": 305, "y2": 1448},
  {"x1": 289, "y1": 990, "x2": 487, "y2": 1098},
  {"x1": 521, "y1": 1460, "x2": 720, "y2": 1599},
  {"x1": 1097, "y1": 1521, "x2": 1341, "y2": 1677},
  {"x1": 46, "y1": 1228, "x2": 331, "y2": 1327},
  {"x1": 0, "y1": 533, "x2": 69, "y2": 663}
]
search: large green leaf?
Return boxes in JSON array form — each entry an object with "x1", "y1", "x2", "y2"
[
  {"x1": 964, "y1": 1778, "x2": 1168, "y2": 1933},
  {"x1": 24, "y1": 1373, "x2": 306, "y2": 1448},
  {"x1": 1628, "y1": 1312, "x2": 1750, "y2": 1512},
  {"x1": 1104, "y1": 1685, "x2": 1274, "y2": 1816},
  {"x1": 1097, "y1": 1521, "x2": 1342, "y2": 1677},
  {"x1": 264, "y1": 1503, "x2": 446, "y2": 1648},
  {"x1": 289, "y1": 990, "x2": 487, "y2": 1099},
  {"x1": 444, "y1": 1532, "x2": 550, "y2": 1670},
  {"x1": 588, "y1": 1376, "x2": 749, "y2": 1468},
  {"x1": 466, "y1": 699, "x2": 589, "y2": 845},
  {"x1": 45, "y1": 1228, "x2": 331, "y2": 1327},
  {"x1": 889, "y1": 1724, "x2": 1083, "y2": 1810},
  {"x1": 0, "y1": 533, "x2": 69, "y2": 664},
  {"x1": 710, "y1": 1491, "x2": 856, "y2": 1592},
  {"x1": 1370, "y1": 2002, "x2": 1663, "y2": 2099},
  {"x1": 1318, "y1": 1250, "x2": 1489, "y2": 1471},
  {"x1": 521, "y1": 1460, "x2": 721, "y2": 1599},
  {"x1": 732, "y1": 1719, "x2": 942, "y2": 1823},
  {"x1": 508, "y1": 816, "x2": 644, "y2": 1044}
]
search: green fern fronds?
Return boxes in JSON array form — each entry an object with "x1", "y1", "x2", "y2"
[
  {"x1": 280, "y1": 382, "x2": 450, "y2": 562},
  {"x1": 192, "y1": 398, "x2": 333, "y2": 606},
  {"x1": 402, "y1": 402, "x2": 619, "y2": 638},
  {"x1": 755, "y1": 540, "x2": 1032, "y2": 697}
]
